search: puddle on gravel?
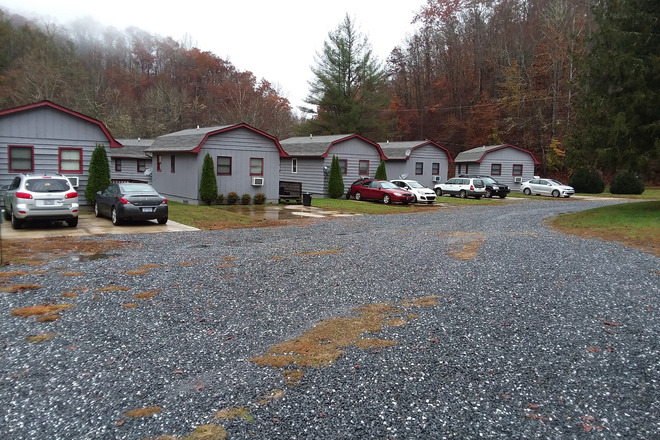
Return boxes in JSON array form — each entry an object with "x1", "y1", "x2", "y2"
[
  {"x1": 221, "y1": 205, "x2": 305, "y2": 220},
  {"x1": 66, "y1": 252, "x2": 121, "y2": 262}
]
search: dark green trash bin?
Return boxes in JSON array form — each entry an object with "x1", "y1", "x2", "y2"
[{"x1": 303, "y1": 192, "x2": 312, "y2": 206}]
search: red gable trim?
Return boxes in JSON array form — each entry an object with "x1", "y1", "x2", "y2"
[
  {"x1": 407, "y1": 141, "x2": 454, "y2": 162},
  {"x1": 0, "y1": 100, "x2": 123, "y2": 148},
  {"x1": 473, "y1": 144, "x2": 540, "y2": 165},
  {"x1": 190, "y1": 123, "x2": 289, "y2": 157},
  {"x1": 322, "y1": 134, "x2": 386, "y2": 160}
]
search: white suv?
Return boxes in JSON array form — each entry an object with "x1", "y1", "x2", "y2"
[
  {"x1": 3, "y1": 174, "x2": 79, "y2": 229},
  {"x1": 434, "y1": 177, "x2": 486, "y2": 199}
]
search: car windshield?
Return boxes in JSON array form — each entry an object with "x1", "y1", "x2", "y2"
[
  {"x1": 25, "y1": 178, "x2": 70, "y2": 193},
  {"x1": 380, "y1": 181, "x2": 398, "y2": 189},
  {"x1": 548, "y1": 179, "x2": 564, "y2": 186},
  {"x1": 482, "y1": 177, "x2": 499, "y2": 184},
  {"x1": 406, "y1": 181, "x2": 425, "y2": 188},
  {"x1": 121, "y1": 184, "x2": 157, "y2": 193}
]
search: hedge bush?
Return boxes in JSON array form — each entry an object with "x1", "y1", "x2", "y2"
[
  {"x1": 217, "y1": 193, "x2": 225, "y2": 204},
  {"x1": 609, "y1": 171, "x2": 645, "y2": 195},
  {"x1": 568, "y1": 168, "x2": 605, "y2": 194},
  {"x1": 227, "y1": 192, "x2": 239, "y2": 205},
  {"x1": 241, "y1": 193, "x2": 251, "y2": 205},
  {"x1": 254, "y1": 193, "x2": 266, "y2": 205}
]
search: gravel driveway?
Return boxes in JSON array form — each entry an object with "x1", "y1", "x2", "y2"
[{"x1": 1, "y1": 199, "x2": 658, "y2": 439}]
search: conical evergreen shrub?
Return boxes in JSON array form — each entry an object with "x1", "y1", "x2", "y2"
[
  {"x1": 199, "y1": 153, "x2": 218, "y2": 205},
  {"x1": 328, "y1": 155, "x2": 345, "y2": 198},
  {"x1": 85, "y1": 144, "x2": 111, "y2": 205},
  {"x1": 374, "y1": 160, "x2": 387, "y2": 180}
]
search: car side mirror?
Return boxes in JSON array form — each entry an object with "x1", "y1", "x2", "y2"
[{"x1": 97, "y1": 191, "x2": 102, "y2": 195}]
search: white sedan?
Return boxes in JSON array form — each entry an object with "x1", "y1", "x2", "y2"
[
  {"x1": 520, "y1": 178, "x2": 575, "y2": 198},
  {"x1": 389, "y1": 179, "x2": 437, "y2": 204}
]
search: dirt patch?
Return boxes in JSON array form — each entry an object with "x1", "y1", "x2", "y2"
[
  {"x1": 2, "y1": 237, "x2": 133, "y2": 266},
  {"x1": 124, "y1": 406, "x2": 162, "y2": 418},
  {"x1": 443, "y1": 232, "x2": 486, "y2": 260}
]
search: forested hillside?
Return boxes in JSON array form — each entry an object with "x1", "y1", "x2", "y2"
[{"x1": 0, "y1": 10, "x2": 298, "y2": 139}]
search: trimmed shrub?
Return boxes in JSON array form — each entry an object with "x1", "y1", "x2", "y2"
[
  {"x1": 254, "y1": 193, "x2": 266, "y2": 205},
  {"x1": 85, "y1": 144, "x2": 111, "y2": 205},
  {"x1": 241, "y1": 193, "x2": 251, "y2": 205},
  {"x1": 327, "y1": 155, "x2": 345, "y2": 199},
  {"x1": 374, "y1": 160, "x2": 387, "y2": 180},
  {"x1": 609, "y1": 171, "x2": 645, "y2": 195},
  {"x1": 227, "y1": 192, "x2": 239, "y2": 205},
  {"x1": 199, "y1": 153, "x2": 218, "y2": 205},
  {"x1": 217, "y1": 193, "x2": 225, "y2": 204},
  {"x1": 569, "y1": 168, "x2": 605, "y2": 194}
]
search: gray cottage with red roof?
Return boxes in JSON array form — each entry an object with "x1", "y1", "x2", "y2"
[
  {"x1": 111, "y1": 139, "x2": 153, "y2": 184},
  {"x1": 379, "y1": 141, "x2": 453, "y2": 187},
  {"x1": 453, "y1": 144, "x2": 540, "y2": 191},
  {"x1": 144, "y1": 124, "x2": 287, "y2": 204},
  {"x1": 0, "y1": 100, "x2": 122, "y2": 205},
  {"x1": 279, "y1": 134, "x2": 386, "y2": 197}
]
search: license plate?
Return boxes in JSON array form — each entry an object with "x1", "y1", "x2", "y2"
[
  {"x1": 44, "y1": 200, "x2": 54, "y2": 205},
  {"x1": 142, "y1": 208, "x2": 153, "y2": 212}
]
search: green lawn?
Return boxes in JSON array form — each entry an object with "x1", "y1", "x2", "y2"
[{"x1": 549, "y1": 201, "x2": 660, "y2": 256}]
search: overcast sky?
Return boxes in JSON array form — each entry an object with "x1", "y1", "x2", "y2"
[{"x1": 1, "y1": 0, "x2": 426, "y2": 113}]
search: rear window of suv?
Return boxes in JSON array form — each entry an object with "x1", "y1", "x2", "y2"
[
  {"x1": 25, "y1": 178, "x2": 71, "y2": 192},
  {"x1": 473, "y1": 179, "x2": 485, "y2": 188}
]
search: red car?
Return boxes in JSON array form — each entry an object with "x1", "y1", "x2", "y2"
[{"x1": 349, "y1": 179, "x2": 415, "y2": 205}]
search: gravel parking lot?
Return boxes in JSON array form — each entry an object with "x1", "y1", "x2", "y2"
[{"x1": 1, "y1": 199, "x2": 658, "y2": 439}]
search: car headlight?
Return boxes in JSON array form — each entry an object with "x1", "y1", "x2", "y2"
[
  {"x1": 492, "y1": 186, "x2": 499, "y2": 190},
  {"x1": 393, "y1": 192, "x2": 403, "y2": 196}
]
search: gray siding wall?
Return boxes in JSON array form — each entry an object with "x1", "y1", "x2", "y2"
[
  {"x1": 455, "y1": 147, "x2": 536, "y2": 191},
  {"x1": 151, "y1": 153, "x2": 200, "y2": 202},
  {"x1": 0, "y1": 107, "x2": 113, "y2": 205},
  {"x1": 385, "y1": 145, "x2": 450, "y2": 187},
  {"x1": 201, "y1": 127, "x2": 281, "y2": 202},
  {"x1": 110, "y1": 157, "x2": 152, "y2": 183},
  {"x1": 279, "y1": 138, "x2": 382, "y2": 197}
]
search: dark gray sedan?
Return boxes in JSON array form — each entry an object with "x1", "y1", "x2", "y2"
[{"x1": 95, "y1": 183, "x2": 168, "y2": 226}]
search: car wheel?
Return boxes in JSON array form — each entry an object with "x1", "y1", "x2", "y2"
[
  {"x1": 485, "y1": 189, "x2": 492, "y2": 198},
  {"x1": 66, "y1": 218, "x2": 78, "y2": 228},
  {"x1": 552, "y1": 190, "x2": 560, "y2": 198},
  {"x1": 94, "y1": 203, "x2": 102, "y2": 217},
  {"x1": 523, "y1": 188, "x2": 531, "y2": 195},
  {"x1": 459, "y1": 190, "x2": 467, "y2": 199},
  {"x1": 355, "y1": 192, "x2": 362, "y2": 201},
  {"x1": 157, "y1": 216, "x2": 168, "y2": 225},
  {"x1": 345, "y1": 192, "x2": 350, "y2": 200},
  {"x1": 10, "y1": 209, "x2": 23, "y2": 230},
  {"x1": 499, "y1": 195, "x2": 507, "y2": 199},
  {"x1": 111, "y1": 206, "x2": 121, "y2": 226},
  {"x1": 412, "y1": 195, "x2": 417, "y2": 203},
  {"x1": 435, "y1": 188, "x2": 443, "y2": 196},
  {"x1": 382, "y1": 194, "x2": 391, "y2": 204},
  {"x1": 3, "y1": 209, "x2": 10, "y2": 221}
]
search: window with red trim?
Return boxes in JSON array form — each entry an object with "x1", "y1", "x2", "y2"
[
  {"x1": 432, "y1": 163, "x2": 440, "y2": 175},
  {"x1": 137, "y1": 159, "x2": 146, "y2": 173},
  {"x1": 217, "y1": 156, "x2": 232, "y2": 175},
  {"x1": 115, "y1": 159, "x2": 122, "y2": 172},
  {"x1": 491, "y1": 163, "x2": 502, "y2": 176},
  {"x1": 8, "y1": 146, "x2": 34, "y2": 172},
  {"x1": 512, "y1": 164, "x2": 523, "y2": 176},
  {"x1": 156, "y1": 155, "x2": 162, "y2": 172},
  {"x1": 415, "y1": 162, "x2": 423, "y2": 175},
  {"x1": 339, "y1": 159, "x2": 347, "y2": 175},
  {"x1": 250, "y1": 158, "x2": 263, "y2": 176},
  {"x1": 359, "y1": 160, "x2": 369, "y2": 176},
  {"x1": 59, "y1": 148, "x2": 82, "y2": 173}
]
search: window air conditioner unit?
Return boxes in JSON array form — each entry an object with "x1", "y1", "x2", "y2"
[
  {"x1": 67, "y1": 176, "x2": 79, "y2": 188},
  {"x1": 432, "y1": 176, "x2": 441, "y2": 182},
  {"x1": 514, "y1": 177, "x2": 523, "y2": 183},
  {"x1": 251, "y1": 177, "x2": 264, "y2": 186}
]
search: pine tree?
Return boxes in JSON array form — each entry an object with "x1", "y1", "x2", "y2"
[
  {"x1": 85, "y1": 144, "x2": 111, "y2": 205},
  {"x1": 569, "y1": 0, "x2": 660, "y2": 178},
  {"x1": 300, "y1": 14, "x2": 390, "y2": 140},
  {"x1": 374, "y1": 160, "x2": 387, "y2": 180},
  {"x1": 199, "y1": 152, "x2": 218, "y2": 205},
  {"x1": 327, "y1": 155, "x2": 345, "y2": 198}
]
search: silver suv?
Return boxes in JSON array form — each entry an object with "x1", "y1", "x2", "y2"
[
  {"x1": 434, "y1": 177, "x2": 486, "y2": 199},
  {"x1": 3, "y1": 174, "x2": 79, "y2": 229}
]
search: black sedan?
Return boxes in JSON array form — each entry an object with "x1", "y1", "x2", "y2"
[{"x1": 95, "y1": 183, "x2": 168, "y2": 226}]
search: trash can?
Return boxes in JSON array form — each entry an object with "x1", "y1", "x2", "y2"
[{"x1": 302, "y1": 192, "x2": 312, "y2": 206}]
